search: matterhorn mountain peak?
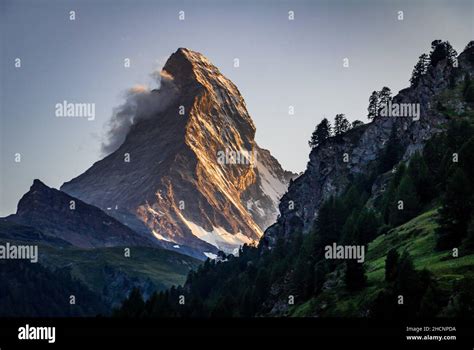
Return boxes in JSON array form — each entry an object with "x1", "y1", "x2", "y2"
[
  {"x1": 164, "y1": 47, "x2": 225, "y2": 82},
  {"x1": 161, "y1": 48, "x2": 255, "y2": 132},
  {"x1": 61, "y1": 48, "x2": 295, "y2": 258}
]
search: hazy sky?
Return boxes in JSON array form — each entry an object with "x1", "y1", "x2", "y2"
[{"x1": 1, "y1": 0, "x2": 473, "y2": 216}]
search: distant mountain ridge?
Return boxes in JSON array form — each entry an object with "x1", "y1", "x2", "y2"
[
  {"x1": 5, "y1": 179, "x2": 155, "y2": 248},
  {"x1": 0, "y1": 179, "x2": 202, "y2": 313}
]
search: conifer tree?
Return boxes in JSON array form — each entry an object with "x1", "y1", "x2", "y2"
[
  {"x1": 430, "y1": 40, "x2": 458, "y2": 67},
  {"x1": 334, "y1": 113, "x2": 351, "y2": 136},
  {"x1": 437, "y1": 168, "x2": 472, "y2": 250},
  {"x1": 309, "y1": 118, "x2": 332, "y2": 148},
  {"x1": 410, "y1": 53, "x2": 429, "y2": 87},
  {"x1": 378, "y1": 87, "x2": 392, "y2": 108},
  {"x1": 389, "y1": 172, "x2": 420, "y2": 226},
  {"x1": 367, "y1": 91, "x2": 379, "y2": 119},
  {"x1": 352, "y1": 120, "x2": 364, "y2": 128},
  {"x1": 379, "y1": 124, "x2": 402, "y2": 173},
  {"x1": 385, "y1": 248, "x2": 399, "y2": 282},
  {"x1": 345, "y1": 260, "x2": 366, "y2": 292}
]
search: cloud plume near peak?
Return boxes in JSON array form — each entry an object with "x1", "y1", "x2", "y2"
[{"x1": 101, "y1": 69, "x2": 178, "y2": 155}]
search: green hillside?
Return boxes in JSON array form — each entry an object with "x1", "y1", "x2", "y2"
[
  {"x1": 39, "y1": 244, "x2": 201, "y2": 295},
  {"x1": 291, "y1": 208, "x2": 474, "y2": 317},
  {"x1": 0, "y1": 228, "x2": 201, "y2": 311}
]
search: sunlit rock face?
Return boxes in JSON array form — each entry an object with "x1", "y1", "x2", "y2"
[{"x1": 62, "y1": 48, "x2": 295, "y2": 256}]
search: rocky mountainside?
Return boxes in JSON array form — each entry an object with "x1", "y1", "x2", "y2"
[
  {"x1": 115, "y1": 41, "x2": 474, "y2": 319},
  {"x1": 6, "y1": 179, "x2": 155, "y2": 248},
  {"x1": 61, "y1": 48, "x2": 294, "y2": 256},
  {"x1": 264, "y1": 44, "x2": 474, "y2": 246}
]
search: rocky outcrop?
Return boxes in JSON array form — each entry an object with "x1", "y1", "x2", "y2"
[
  {"x1": 264, "y1": 45, "x2": 474, "y2": 246},
  {"x1": 61, "y1": 48, "x2": 295, "y2": 255}
]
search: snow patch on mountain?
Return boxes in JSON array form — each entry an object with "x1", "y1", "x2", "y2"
[
  {"x1": 178, "y1": 212, "x2": 255, "y2": 253},
  {"x1": 256, "y1": 159, "x2": 288, "y2": 208},
  {"x1": 152, "y1": 230, "x2": 172, "y2": 242}
]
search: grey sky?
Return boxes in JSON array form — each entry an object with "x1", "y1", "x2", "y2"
[{"x1": 1, "y1": 0, "x2": 473, "y2": 216}]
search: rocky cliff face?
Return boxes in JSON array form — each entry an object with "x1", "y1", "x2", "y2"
[
  {"x1": 61, "y1": 48, "x2": 294, "y2": 256},
  {"x1": 6, "y1": 180, "x2": 155, "y2": 248},
  {"x1": 264, "y1": 45, "x2": 474, "y2": 246}
]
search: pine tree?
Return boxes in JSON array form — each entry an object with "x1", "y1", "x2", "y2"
[
  {"x1": 352, "y1": 120, "x2": 364, "y2": 128},
  {"x1": 315, "y1": 196, "x2": 348, "y2": 245},
  {"x1": 458, "y1": 138, "x2": 474, "y2": 249},
  {"x1": 367, "y1": 91, "x2": 379, "y2": 119},
  {"x1": 430, "y1": 40, "x2": 444, "y2": 66},
  {"x1": 345, "y1": 261, "x2": 366, "y2": 292},
  {"x1": 445, "y1": 41, "x2": 458, "y2": 66},
  {"x1": 355, "y1": 209, "x2": 382, "y2": 244},
  {"x1": 380, "y1": 163, "x2": 406, "y2": 223},
  {"x1": 407, "y1": 152, "x2": 434, "y2": 204},
  {"x1": 378, "y1": 87, "x2": 392, "y2": 109},
  {"x1": 309, "y1": 118, "x2": 332, "y2": 148},
  {"x1": 117, "y1": 288, "x2": 145, "y2": 318},
  {"x1": 463, "y1": 74, "x2": 474, "y2": 102},
  {"x1": 334, "y1": 114, "x2": 351, "y2": 136},
  {"x1": 419, "y1": 285, "x2": 440, "y2": 318},
  {"x1": 389, "y1": 172, "x2": 420, "y2": 226},
  {"x1": 462, "y1": 217, "x2": 474, "y2": 253},
  {"x1": 410, "y1": 54, "x2": 429, "y2": 87},
  {"x1": 430, "y1": 40, "x2": 458, "y2": 67},
  {"x1": 395, "y1": 252, "x2": 419, "y2": 296},
  {"x1": 378, "y1": 124, "x2": 402, "y2": 173},
  {"x1": 447, "y1": 119, "x2": 474, "y2": 151},
  {"x1": 385, "y1": 248, "x2": 399, "y2": 282},
  {"x1": 340, "y1": 210, "x2": 359, "y2": 245},
  {"x1": 423, "y1": 133, "x2": 448, "y2": 185},
  {"x1": 436, "y1": 168, "x2": 472, "y2": 250}
]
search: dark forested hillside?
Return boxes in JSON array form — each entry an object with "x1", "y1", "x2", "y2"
[
  {"x1": 0, "y1": 260, "x2": 107, "y2": 317},
  {"x1": 114, "y1": 40, "x2": 474, "y2": 319}
]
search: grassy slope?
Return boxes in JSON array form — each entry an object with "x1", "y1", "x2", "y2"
[
  {"x1": 291, "y1": 208, "x2": 474, "y2": 316},
  {"x1": 38, "y1": 245, "x2": 201, "y2": 294},
  {"x1": 0, "y1": 220, "x2": 201, "y2": 294},
  {"x1": 0, "y1": 235, "x2": 201, "y2": 300}
]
